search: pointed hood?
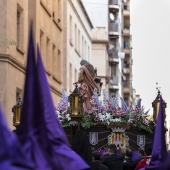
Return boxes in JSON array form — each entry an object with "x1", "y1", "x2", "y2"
[
  {"x1": 17, "y1": 24, "x2": 37, "y2": 133},
  {"x1": 146, "y1": 96, "x2": 167, "y2": 169},
  {"x1": 36, "y1": 46, "x2": 89, "y2": 170},
  {"x1": 0, "y1": 105, "x2": 34, "y2": 169},
  {"x1": 16, "y1": 25, "x2": 51, "y2": 169}
]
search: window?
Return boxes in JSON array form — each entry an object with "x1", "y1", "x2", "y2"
[
  {"x1": 52, "y1": 44, "x2": 57, "y2": 77},
  {"x1": 70, "y1": 15, "x2": 73, "y2": 44},
  {"x1": 69, "y1": 63, "x2": 72, "y2": 91},
  {"x1": 40, "y1": 30, "x2": 46, "y2": 63},
  {"x1": 124, "y1": 41, "x2": 129, "y2": 49},
  {"x1": 17, "y1": 4, "x2": 24, "y2": 50},
  {"x1": 52, "y1": 0, "x2": 61, "y2": 23},
  {"x1": 52, "y1": 44, "x2": 61, "y2": 81},
  {"x1": 78, "y1": 29, "x2": 80, "y2": 53},
  {"x1": 57, "y1": 0, "x2": 61, "y2": 22},
  {"x1": 57, "y1": 49, "x2": 61, "y2": 81},
  {"x1": 84, "y1": 41, "x2": 86, "y2": 59},
  {"x1": 75, "y1": 24, "x2": 77, "y2": 50},
  {"x1": 46, "y1": 37, "x2": 51, "y2": 71},
  {"x1": 88, "y1": 46, "x2": 90, "y2": 61},
  {"x1": 82, "y1": 36, "x2": 84, "y2": 58},
  {"x1": 124, "y1": 4, "x2": 128, "y2": 10},
  {"x1": 75, "y1": 69, "x2": 77, "y2": 83},
  {"x1": 16, "y1": 88, "x2": 22, "y2": 102}
]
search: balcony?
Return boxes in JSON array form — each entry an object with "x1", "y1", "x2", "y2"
[
  {"x1": 109, "y1": 50, "x2": 119, "y2": 64},
  {"x1": 109, "y1": 0, "x2": 119, "y2": 12},
  {"x1": 123, "y1": 4, "x2": 130, "y2": 17},
  {"x1": 109, "y1": 22, "x2": 119, "y2": 37},
  {"x1": 123, "y1": 67, "x2": 130, "y2": 75},
  {"x1": 124, "y1": 41, "x2": 130, "y2": 54},
  {"x1": 123, "y1": 28, "x2": 130, "y2": 36},
  {"x1": 123, "y1": 82, "x2": 130, "y2": 94},
  {"x1": 124, "y1": 48, "x2": 130, "y2": 55},
  {"x1": 109, "y1": 76, "x2": 119, "y2": 90}
]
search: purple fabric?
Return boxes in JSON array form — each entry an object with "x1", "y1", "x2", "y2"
[
  {"x1": 16, "y1": 25, "x2": 89, "y2": 170},
  {"x1": 0, "y1": 106, "x2": 34, "y2": 169},
  {"x1": 115, "y1": 150, "x2": 120, "y2": 157},
  {"x1": 132, "y1": 151, "x2": 140, "y2": 161},
  {"x1": 36, "y1": 46, "x2": 89, "y2": 170},
  {"x1": 16, "y1": 25, "x2": 50, "y2": 169},
  {"x1": 147, "y1": 96, "x2": 167, "y2": 169}
]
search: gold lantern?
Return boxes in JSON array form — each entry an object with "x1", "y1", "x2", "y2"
[
  {"x1": 68, "y1": 83, "x2": 84, "y2": 121},
  {"x1": 12, "y1": 96, "x2": 22, "y2": 127}
]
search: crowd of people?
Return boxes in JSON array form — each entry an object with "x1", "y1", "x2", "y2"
[{"x1": 71, "y1": 129, "x2": 153, "y2": 170}]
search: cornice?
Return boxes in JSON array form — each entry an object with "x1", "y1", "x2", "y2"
[
  {"x1": 0, "y1": 53, "x2": 25, "y2": 73},
  {"x1": 0, "y1": 53, "x2": 62, "y2": 96},
  {"x1": 92, "y1": 39, "x2": 109, "y2": 44}
]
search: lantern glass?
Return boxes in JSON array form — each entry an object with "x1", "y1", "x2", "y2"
[
  {"x1": 71, "y1": 95, "x2": 79, "y2": 115},
  {"x1": 155, "y1": 101, "x2": 160, "y2": 120},
  {"x1": 12, "y1": 96, "x2": 22, "y2": 127},
  {"x1": 15, "y1": 106, "x2": 21, "y2": 124}
]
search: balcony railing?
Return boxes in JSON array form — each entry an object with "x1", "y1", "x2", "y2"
[
  {"x1": 110, "y1": 76, "x2": 119, "y2": 85},
  {"x1": 123, "y1": 67, "x2": 130, "y2": 75},
  {"x1": 109, "y1": 0, "x2": 119, "y2": 5},
  {"x1": 123, "y1": 82, "x2": 130, "y2": 94},
  {"x1": 123, "y1": 29, "x2": 130, "y2": 36},
  {"x1": 109, "y1": 22, "x2": 119, "y2": 32},
  {"x1": 123, "y1": 4, "x2": 130, "y2": 10},
  {"x1": 109, "y1": 50, "x2": 119, "y2": 63}
]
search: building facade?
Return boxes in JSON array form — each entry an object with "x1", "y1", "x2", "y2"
[
  {"x1": 123, "y1": 0, "x2": 132, "y2": 105},
  {"x1": 91, "y1": 27, "x2": 109, "y2": 98},
  {"x1": 0, "y1": 0, "x2": 30, "y2": 129},
  {"x1": 0, "y1": 0, "x2": 94, "y2": 128},
  {"x1": 83, "y1": 0, "x2": 133, "y2": 105},
  {"x1": 63, "y1": 0, "x2": 93, "y2": 94},
  {"x1": 108, "y1": 0, "x2": 124, "y2": 103}
]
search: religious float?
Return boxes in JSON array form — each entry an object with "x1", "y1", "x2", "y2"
[
  {"x1": 56, "y1": 87, "x2": 155, "y2": 151},
  {"x1": 55, "y1": 60, "x2": 159, "y2": 152}
]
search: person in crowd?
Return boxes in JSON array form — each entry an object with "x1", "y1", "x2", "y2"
[
  {"x1": 90, "y1": 151, "x2": 108, "y2": 170},
  {"x1": 123, "y1": 148, "x2": 135, "y2": 170},
  {"x1": 133, "y1": 148, "x2": 145, "y2": 167},
  {"x1": 120, "y1": 148, "x2": 126, "y2": 160},
  {"x1": 135, "y1": 143, "x2": 152, "y2": 170},
  {"x1": 101, "y1": 144, "x2": 123, "y2": 170}
]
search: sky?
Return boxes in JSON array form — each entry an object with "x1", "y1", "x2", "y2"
[
  {"x1": 131, "y1": 0, "x2": 170, "y2": 120},
  {"x1": 82, "y1": 0, "x2": 170, "y2": 120}
]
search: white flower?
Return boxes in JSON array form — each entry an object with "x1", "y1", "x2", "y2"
[
  {"x1": 66, "y1": 114, "x2": 71, "y2": 121},
  {"x1": 105, "y1": 112, "x2": 111, "y2": 120},
  {"x1": 112, "y1": 118, "x2": 121, "y2": 122},
  {"x1": 98, "y1": 113, "x2": 105, "y2": 121}
]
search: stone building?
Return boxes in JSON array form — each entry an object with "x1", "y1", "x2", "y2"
[
  {"x1": 62, "y1": 0, "x2": 93, "y2": 93},
  {"x1": 0, "y1": 0, "x2": 93, "y2": 128}
]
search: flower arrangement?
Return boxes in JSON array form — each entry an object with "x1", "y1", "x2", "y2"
[{"x1": 56, "y1": 88, "x2": 154, "y2": 133}]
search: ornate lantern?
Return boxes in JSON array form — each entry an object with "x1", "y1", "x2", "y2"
[
  {"x1": 68, "y1": 83, "x2": 84, "y2": 121},
  {"x1": 152, "y1": 89, "x2": 167, "y2": 123},
  {"x1": 12, "y1": 96, "x2": 22, "y2": 127}
]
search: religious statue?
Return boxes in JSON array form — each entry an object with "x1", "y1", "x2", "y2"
[{"x1": 77, "y1": 60, "x2": 99, "y2": 108}]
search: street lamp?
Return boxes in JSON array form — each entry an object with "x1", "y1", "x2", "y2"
[
  {"x1": 12, "y1": 96, "x2": 22, "y2": 127},
  {"x1": 68, "y1": 83, "x2": 84, "y2": 137},
  {"x1": 94, "y1": 68, "x2": 103, "y2": 96}
]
